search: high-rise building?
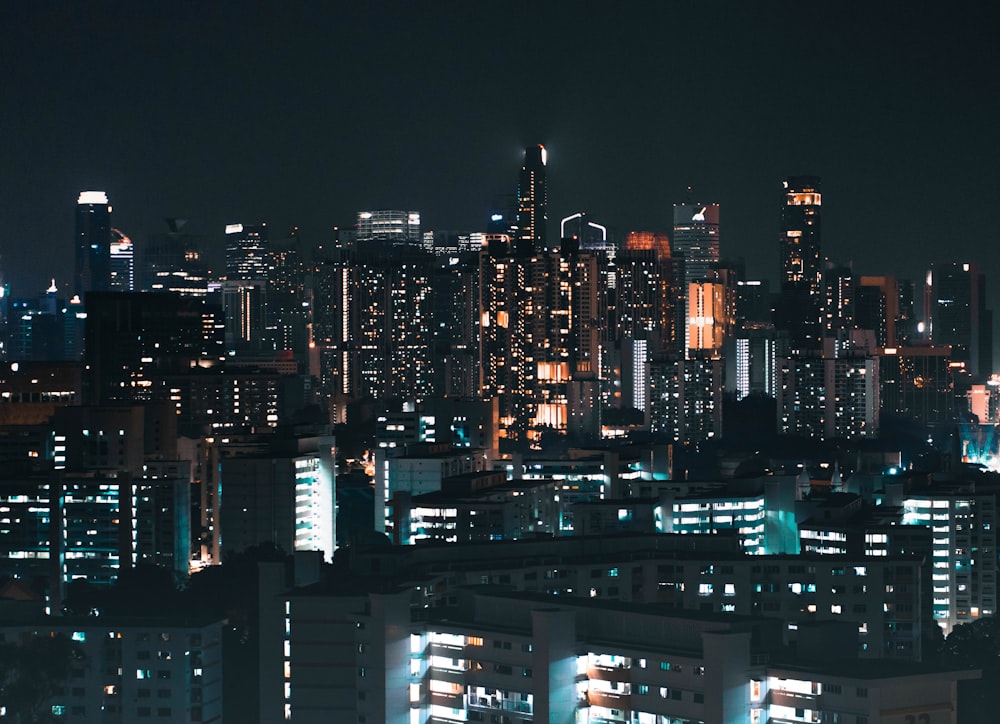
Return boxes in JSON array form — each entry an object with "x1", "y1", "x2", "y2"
[
  {"x1": 5, "y1": 282, "x2": 85, "y2": 361},
  {"x1": 777, "y1": 176, "x2": 823, "y2": 348},
  {"x1": 219, "y1": 434, "x2": 336, "y2": 562},
  {"x1": 672, "y1": 200, "x2": 720, "y2": 286},
  {"x1": 314, "y1": 242, "x2": 437, "y2": 403},
  {"x1": 142, "y1": 218, "x2": 209, "y2": 296},
  {"x1": 313, "y1": 246, "x2": 358, "y2": 410},
  {"x1": 74, "y1": 191, "x2": 112, "y2": 295},
  {"x1": 778, "y1": 342, "x2": 879, "y2": 440},
  {"x1": 613, "y1": 232, "x2": 681, "y2": 412},
  {"x1": 687, "y1": 280, "x2": 730, "y2": 352},
  {"x1": 479, "y1": 238, "x2": 602, "y2": 446},
  {"x1": 822, "y1": 263, "x2": 854, "y2": 338},
  {"x1": 83, "y1": 292, "x2": 225, "y2": 405},
  {"x1": 732, "y1": 327, "x2": 780, "y2": 400},
  {"x1": 356, "y1": 210, "x2": 421, "y2": 247},
  {"x1": 734, "y1": 277, "x2": 773, "y2": 331},
  {"x1": 108, "y1": 228, "x2": 135, "y2": 292},
  {"x1": 514, "y1": 144, "x2": 547, "y2": 254},
  {"x1": 928, "y1": 261, "x2": 992, "y2": 377},
  {"x1": 225, "y1": 223, "x2": 269, "y2": 281},
  {"x1": 219, "y1": 280, "x2": 267, "y2": 351},
  {"x1": 648, "y1": 353, "x2": 724, "y2": 443},
  {"x1": 433, "y1": 253, "x2": 480, "y2": 398},
  {"x1": 673, "y1": 200, "x2": 721, "y2": 355},
  {"x1": 265, "y1": 228, "x2": 310, "y2": 355},
  {"x1": 880, "y1": 345, "x2": 956, "y2": 426},
  {"x1": 855, "y1": 274, "x2": 899, "y2": 348}
]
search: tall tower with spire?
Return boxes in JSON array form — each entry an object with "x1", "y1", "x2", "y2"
[
  {"x1": 777, "y1": 176, "x2": 823, "y2": 349},
  {"x1": 515, "y1": 144, "x2": 547, "y2": 255}
]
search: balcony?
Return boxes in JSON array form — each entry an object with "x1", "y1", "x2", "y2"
[
  {"x1": 769, "y1": 689, "x2": 818, "y2": 710},
  {"x1": 588, "y1": 664, "x2": 632, "y2": 683},
  {"x1": 467, "y1": 695, "x2": 533, "y2": 715},
  {"x1": 586, "y1": 690, "x2": 631, "y2": 710}
]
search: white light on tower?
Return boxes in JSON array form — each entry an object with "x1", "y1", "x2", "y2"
[{"x1": 78, "y1": 191, "x2": 108, "y2": 205}]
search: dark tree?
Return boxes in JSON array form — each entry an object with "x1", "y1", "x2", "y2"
[
  {"x1": 939, "y1": 616, "x2": 1000, "y2": 723},
  {"x1": 0, "y1": 633, "x2": 84, "y2": 722}
]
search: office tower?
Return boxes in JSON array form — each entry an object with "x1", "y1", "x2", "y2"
[
  {"x1": 265, "y1": 228, "x2": 310, "y2": 355},
  {"x1": 822, "y1": 263, "x2": 854, "y2": 337},
  {"x1": 880, "y1": 345, "x2": 956, "y2": 426},
  {"x1": 854, "y1": 275, "x2": 899, "y2": 347},
  {"x1": 673, "y1": 199, "x2": 720, "y2": 354},
  {"x1": 515, "y1": 144, "x2": 547, "y2": 254},
  {"x1": 356, "y1": 210, "x2": 421, "y2": 247},
  {"x1": 108, "y1": 228, "x2": 134, "y2": 291},
  {"x1": 672, "y1": 200, "x2": 720, "y2": 287},
  {"x1": 929, "y1": 261, "x2": 992, "y2": 377},
  {"x1": 74, "y1": 191, "x2": 112, "y2": 295},
  {"x1": 142, "y1": 218, "x2": 209, "y2": 296},
  {"x1": 613, "y1": 232, "x2": 680, "y2": 412},
  {"x1": 5, "y1": 283, "x2": 86, "y2": 361},
  {"x1": 219, "y1": 280, "x2": 266, "y2": 351},
  {"x1": 734, "y1": 277, "x2": 773, "y2": 331},
  {"x1": 777, "y1": 176, "x2": 823, "y2": 348},
  {"x1": 225, "y1": 223, "x2": 269, "y2": 281},
  {"x1": 687, "y1": 280, "x2": 730, "y2": 352},
  {"x1": 83, "y1": 292, "x2": 225, "y2": 405}
]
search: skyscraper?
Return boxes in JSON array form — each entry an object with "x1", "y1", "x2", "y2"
[
  {"x1": 142, "y1": 218, "x2": 209, "y2": 296},
  {"x1": 83, "y1": 292, "x2": 225, "y2": 405},
  {"x1": 777, "y1": 176, "x2": 823, "y2": 348},
  {"x1": 613, "y1": 232, "x2": 680, "y2": 413},
  {"x1": 74, "y1": 191, "x2": 112, "y2": 295},
  {"x1": 225, "y1": 223, "x2": 269, "y2": 281},
  {"x1": 108, "y1": 228, "x2": 134, "y2": 292},
  {"x1": 356, "y1": 210, "x2": 421, "y2": 247},
  {"x1": 672, "y1": 200, "x2": 720, "y2": 287},
  {"x1": 929, "y1": 261, "x2": 992, "y2": 377},
  {"x1": 478, "y1": 237, "x2": 602, "y2": 445},
  {"x1": 515, "y1": 144, "x2": 547, "y2": 254}
]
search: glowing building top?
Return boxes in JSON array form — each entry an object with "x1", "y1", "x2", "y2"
[{"x1": 515, "y1": 144, "x2": 547, "y2": 254}]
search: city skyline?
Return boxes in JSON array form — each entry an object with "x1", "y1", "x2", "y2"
[{"x1": 2, "y1": 2, "x2": 998, "y2": 308}]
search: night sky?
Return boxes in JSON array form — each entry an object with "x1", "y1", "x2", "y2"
[{"x1": 2, "y1": 2, "x2": 999, "y2": 309}]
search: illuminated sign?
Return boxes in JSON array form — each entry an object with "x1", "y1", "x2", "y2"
[{"x1": 225, "y1": 224, "x2": 244, "y2": 234}]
